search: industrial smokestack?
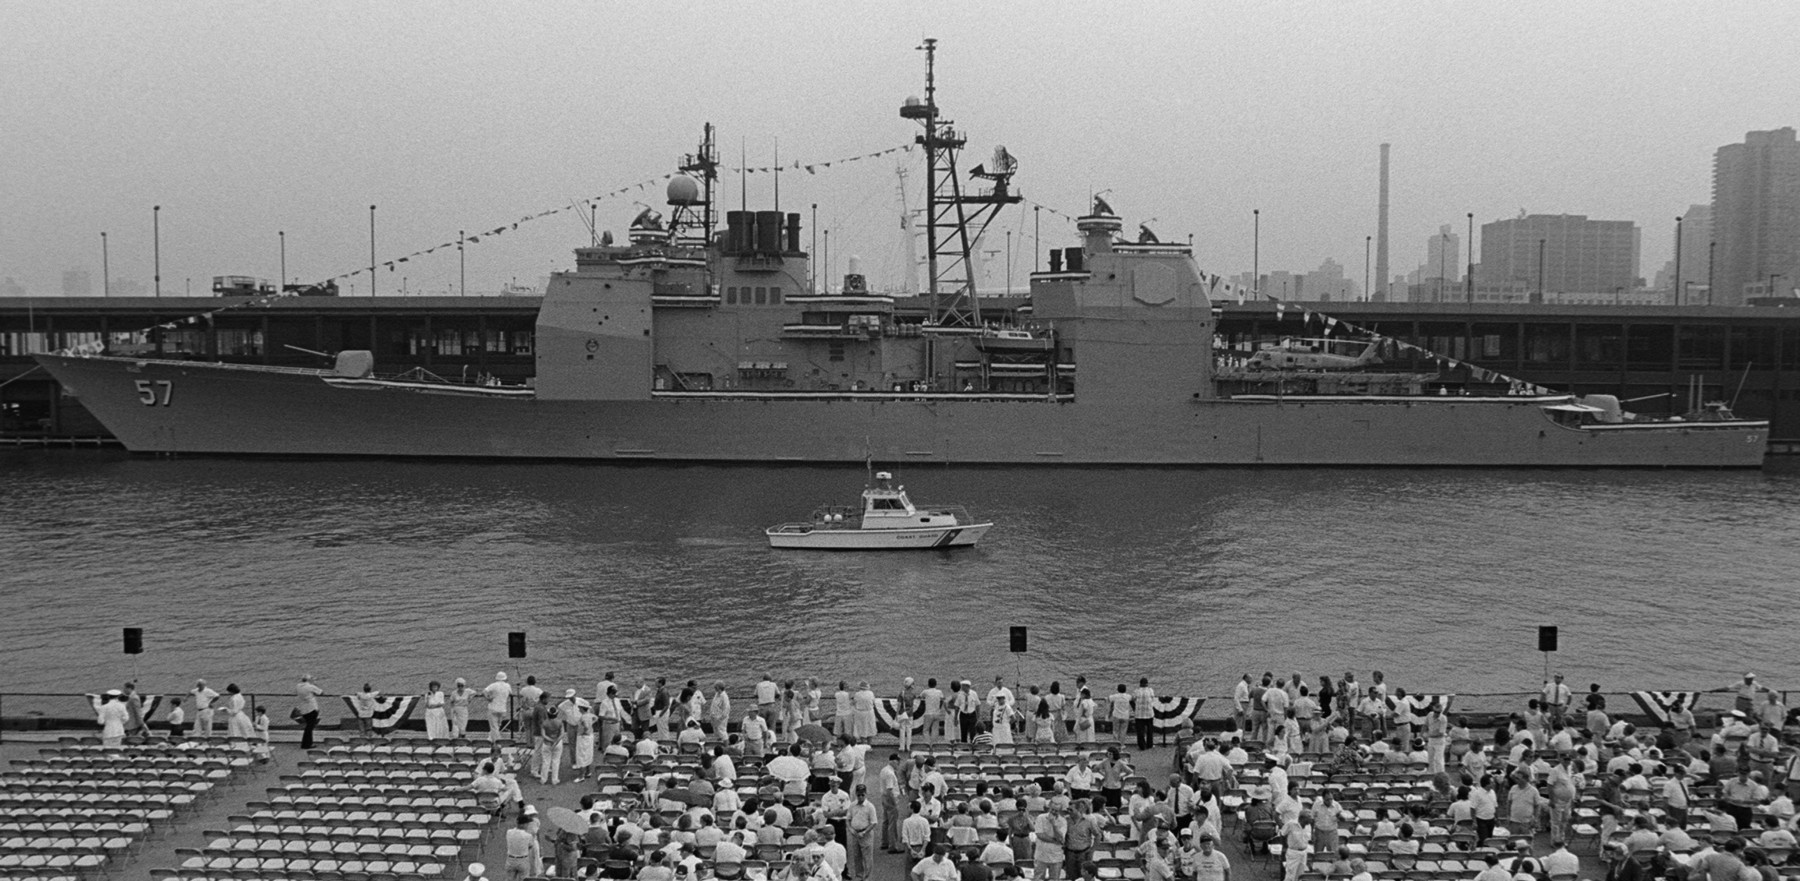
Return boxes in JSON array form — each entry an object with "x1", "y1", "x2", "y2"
[{"x1": 1375, "y1": 143, "x2": 1390, "y2": 302}]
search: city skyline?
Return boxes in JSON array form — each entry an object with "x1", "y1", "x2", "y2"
[{"x1": 4, "y1": 3, "x2": 1798, "y2": 300}]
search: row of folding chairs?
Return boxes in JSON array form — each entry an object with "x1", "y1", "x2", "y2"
[{"x1": 226, "y1": 818, "x2": 483, "y2": 845}]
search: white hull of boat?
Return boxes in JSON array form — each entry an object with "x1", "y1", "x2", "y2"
[{"x1": 766, "y1": 522, "x2": 991, "y2": 550}]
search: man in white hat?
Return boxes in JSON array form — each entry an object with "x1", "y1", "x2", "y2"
[{"x1": 484, "y1": 672, "x2": 513, "y2": 742}]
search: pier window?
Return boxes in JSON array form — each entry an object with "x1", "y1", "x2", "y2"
[
  {"x1": 1730, "y1": 325, "x2": 1776, "y2": 370},
  {"x1": 1471, "y1": 324, "x2": 1518, "y2": 364},
  {"x1": 215, "y1": 328, "x2": 262, "y2": 357},
  {"x1": 1574, "y1": 324, "x2": 1623, "y2": 369},
  {"x1": 1523, "y1": 323, "x2": 1570, "y2": 366},
  {"x1": 158, "y1": 329, "x2": 207, "y2": 355},
  {"x1": 1676, "y1": 325, "x2": 1725, "y2": 370},
  {"x1": 1626, "y1": 324, "x2": 1674, "y2": 370}
]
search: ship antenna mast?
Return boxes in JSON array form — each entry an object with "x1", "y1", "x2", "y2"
[
  {"x1": 675, "y1": 122, "x2": 719, "y2": 243},
  {"x1": 899, "y1": 38, "x2": 1020, "y2": 327}
]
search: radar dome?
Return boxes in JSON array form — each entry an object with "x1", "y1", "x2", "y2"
[
  {"x1": 666, "y1": 175, "x2": 702, "y2": 206},
  {"x1": 904, "y1": 96, "x2": 921, "y2": 107}
]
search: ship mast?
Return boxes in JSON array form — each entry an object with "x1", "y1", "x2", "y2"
[
  {"x1": 675, "y1": 123, "x2": 720, "y2": 243},
  {"x1": 900, "y1": 38, "x2": 1020, "y2": 326}
]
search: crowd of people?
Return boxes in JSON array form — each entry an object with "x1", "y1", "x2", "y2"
[{"x1": 88, "y1": 667, "x2": 1800, "y2": 881}]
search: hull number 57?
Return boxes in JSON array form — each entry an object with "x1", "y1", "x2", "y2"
[{"x1": 135, "y1": 379, "x2": 172, "y2": 407}]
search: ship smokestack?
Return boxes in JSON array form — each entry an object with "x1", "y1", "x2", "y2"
[{"x1": 1375, "y1": 143, "x2": 1390, "y2": 302}]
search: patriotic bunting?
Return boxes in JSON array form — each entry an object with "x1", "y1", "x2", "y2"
[
  {"x1": 341, "y1": 694, "x2": 418, "y2": 731},
  {"x1": 872, "y1": 696, "x2": 1206, "y2": 734},
  {"x1": 1383, "y1": 693, "x2": 1453, "y2": 727},
  {"x1": 1630, "y1": 691, "x2": 1699, "y2": 724}
]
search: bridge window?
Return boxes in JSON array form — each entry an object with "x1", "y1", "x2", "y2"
[
  {"x1": 725, "y1": 286, "x2": 738, "y2": 304},
  {"x1": 754, "y1": 287, "x2": 768, "y2": 305}
]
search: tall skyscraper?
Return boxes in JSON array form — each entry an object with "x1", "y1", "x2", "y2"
[
  {"x1": 1479, "y1": 214, "x2": 1639, "y2": 297},
  {"x1": 1673, "y1": 204, "x2": 1711, "y2": 304},
  {"x1": 1374, "y1": 144, "x2": 1390, "y2": 302},
  {"x1": 1711, "y1": 128, "x2": 1800, "y2": 305}
]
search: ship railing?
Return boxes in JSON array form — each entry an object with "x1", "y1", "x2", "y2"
[
  {"x1": 913, "y1": 503, "x2": 978, "y2": 522},
  {"x1": 0, "y1": 688, "x2": 1778, "y2": 742}
]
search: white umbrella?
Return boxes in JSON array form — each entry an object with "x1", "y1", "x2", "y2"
[{"x1": 767, "y1": 755, "x2": 809, "y2": 783}]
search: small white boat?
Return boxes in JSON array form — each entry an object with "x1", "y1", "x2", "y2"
[{"x1": 766, "y1": 472, "x2": 992, "y2": 550}]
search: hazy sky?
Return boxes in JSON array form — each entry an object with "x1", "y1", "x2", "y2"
[{"x1": 4, "y1": 1, "x2": 1797, "y2": 297}]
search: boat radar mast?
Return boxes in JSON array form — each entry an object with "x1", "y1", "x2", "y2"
[
  {"x1": 900, "y1": 38, "x2": 1021, "y2": 326},
  {"x1": 668, "y1": 123, "x2": 719, "y2": 245}
]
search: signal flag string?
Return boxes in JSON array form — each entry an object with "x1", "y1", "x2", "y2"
[{"x1": 58, "y1": 143, "x2": 914, "y2": 356}]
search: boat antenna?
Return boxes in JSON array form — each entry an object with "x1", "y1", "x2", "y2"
[
  {"x1": 1730, "y1": 362, "x2": 1753, "y2": 410},
  {"x1": 740, "y1": 138, "x2": 748, "y2": 215},
  {"x1": 774, "y1": 137, "x2": 780, "y2": 212}
]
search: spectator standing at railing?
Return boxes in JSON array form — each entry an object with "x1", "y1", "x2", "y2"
[
  {"x1": 350, "y1": 683, "x2": 377, "y2": 737},
  {"x1": 1107, "y1": 685, "x2": 1132, "y2": 745},
  {"x1": 448, "y1": 677, "x2": 475, "y2": 739},
  {"x1": 191, "y1": 678, "x2": 220, "y2": 738},
  {"x1": 1542, "y1": 674, "x2": 1572, "y2": 727},
  {"x1": 1072, "y1": 688, "x2": 1096, "y2": 745},
  {"x1": 708, "y1": 681, "x2": 733, "y2": 736},
  {"x1": 484, "y1": 672, "x2": 512, "y2": 742},
  {"x1": 423, "y1": 680, "x2": 449, "y2": 740},
  {"x1": 295, "y1": 677, "x2": 324, "y2": 745},
  {"x1": 95, "y1": 690, "x2": 129, "y2": 746},
  {"x1": 755, "y1": 673, "x2": 779, "y2": 728},
  {"x1": 164, "y1": 697, "x2": 185, "y2": 740},
  {"x1": 226, "y1": 683, "x2": 255, "y2": 738},
  {"x1": 123, "y1": 682, "x2": 150, "y2": 738}
]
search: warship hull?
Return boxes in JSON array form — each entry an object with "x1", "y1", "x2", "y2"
[{"x1": 35, "y1": 354, "x2": 1770, "y2": 467}]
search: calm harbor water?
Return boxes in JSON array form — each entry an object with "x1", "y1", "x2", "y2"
[{"x1": 3, "y1": 449, "x2": 1798, "y2": 701}]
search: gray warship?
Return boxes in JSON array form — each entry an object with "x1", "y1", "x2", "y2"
[{"x1": 33, "y1": 44, "x2": 1770, "y2": 467}]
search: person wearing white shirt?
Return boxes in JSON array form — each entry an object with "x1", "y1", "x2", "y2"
[
  {"x1": 919, "y1": 679, "x2": 946, "y2": 744},
  {"x1": 911, "y1": 846, "x2": 957, "y2": 881},
  {"x1": 483, "y1": 672, "x2": 513, "y2": 742},
  {"x1": 1541, "y1": 843, "x2": 1579, "y2": 879},
  {"x1": 755, "y1": 674, "x2": 779, "y2": 724},
  {"x1": 1106, "y1": 686, "x2": 1133, "y2": 745},
  {"x1": 191, "y1": 679, "x2": 220, "y2": 738},
  {"x1": 901, "y1": 802, "x2": 933, "y2": 862},
  {"x1": 880, "y1": 755, "x2": 904, "y2": 853},
  {"x1": 95, "y1": 692, "x2": 130, "y2": 746},
  {"x1": 1132, "y1": 678, "x2": 1158, "y2": 751},
  {"x1": 987, "y1": 678, "x2": 1015, "y2": 713},
  {"x1": 1232, "y1": 676, "x2": 1252, "y2": 731}
]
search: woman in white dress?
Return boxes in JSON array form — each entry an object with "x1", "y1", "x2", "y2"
[
  {"x1": 1074, "y1": 687, "x2": 1098, "y2": 744},
  {"x1": 423, "y1": 681, "x2": 450, "y2": 740},
  {"x1": 571, "y1": 705, "x2": 597, "y2": 781},
  {"x1": 225, "y1": 684, "x2": 254, "y2": 738},
  {"x1": 1045, "y1": 682, "x2": 1067, "y2": 743},
  {"x1": 851, "y1": 682, "x2": 878, "y2": 740},
  {"x1": 449, "y1": 678, "x2": 474, "y2": 738}
]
